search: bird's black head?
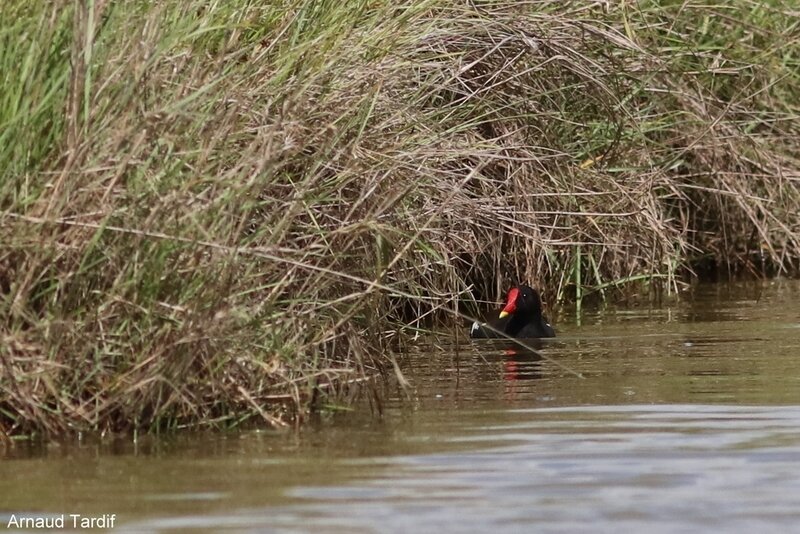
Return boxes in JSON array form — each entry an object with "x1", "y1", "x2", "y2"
[{"x1": 499, "y1": 284, "x2": 544, "y2": 319}]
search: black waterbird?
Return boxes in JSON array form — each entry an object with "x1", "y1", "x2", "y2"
[{"x1": 470, "y1": 285, "x2": 555, "y2": 339}]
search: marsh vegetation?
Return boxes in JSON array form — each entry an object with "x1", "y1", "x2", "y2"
[{"x1": 1, "y1": 0, "x2": 798, "y2": 436}]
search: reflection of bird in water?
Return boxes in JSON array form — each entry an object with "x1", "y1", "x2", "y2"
[{"x1": 501, "y1": 347, "x2": 544, "y2": 382}]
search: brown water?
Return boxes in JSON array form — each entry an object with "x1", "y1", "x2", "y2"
[{"x1": 3, "y1": 281, "x2": 800, "y2": 533}]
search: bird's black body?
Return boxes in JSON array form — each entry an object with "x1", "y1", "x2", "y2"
[{"x1": 470, "y1": 285, "x2": 555, "y2": 339}]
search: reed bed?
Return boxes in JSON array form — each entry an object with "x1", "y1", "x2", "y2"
[{"x1": 1, "y1": 0, "x2": 799, "y2": 436}]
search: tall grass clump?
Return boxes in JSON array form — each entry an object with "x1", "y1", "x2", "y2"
[{"x1": 1, "y1": 0, "x2": 799, "y2": 436}]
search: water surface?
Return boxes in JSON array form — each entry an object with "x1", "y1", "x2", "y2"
[{"x1": 2, "y1": 281, "x2": 800, "y2": 532}]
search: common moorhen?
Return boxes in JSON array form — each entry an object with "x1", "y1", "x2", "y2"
[{"x1": 470, "y1": 285, "x2": 555, "y2": 339}]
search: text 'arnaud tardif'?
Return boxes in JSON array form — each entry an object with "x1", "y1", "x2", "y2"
[{"x1": 6, "y1": 514, "x2": 117, "y2": 529}]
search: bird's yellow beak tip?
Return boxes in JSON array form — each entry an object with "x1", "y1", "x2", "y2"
[{"x1": 499, "y1": 311, "x2": 510, "y2": 319}]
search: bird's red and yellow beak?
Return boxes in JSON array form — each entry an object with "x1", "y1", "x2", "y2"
[{"x1": 498, "y1": 287, "x2": 519, "y2": 319}]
